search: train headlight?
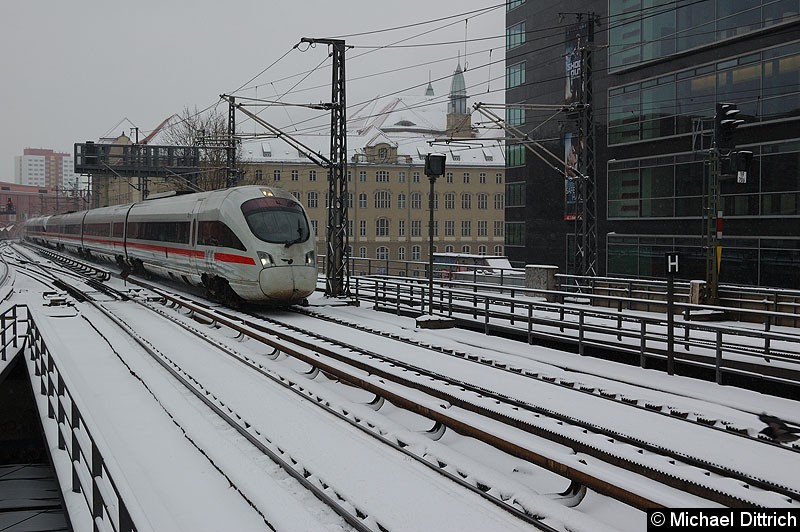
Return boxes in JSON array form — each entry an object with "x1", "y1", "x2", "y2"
[
  {"x1": 305, "y1": 250, "x2": 315, "y2": 265},
  {"x1": 257, "y1": 251, "x2": 274, "y2": 267}
]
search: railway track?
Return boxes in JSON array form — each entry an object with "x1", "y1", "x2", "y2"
[
  {"x1": 19, "y1": 244, "x2": 800, "y2": 519},
  {"x1": 296, "y1": 305, "x2": 800, "y2": 453},
  {"x1": 129, "y1": 279, "x2": 799, "y2": 510},
  {"x1": 17, "y1": 244, "x2": 569, "y2": 530}
]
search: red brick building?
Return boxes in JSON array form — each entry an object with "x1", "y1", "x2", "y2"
[{"x1": 0, "y1": 181, "x2": 87, "y2": 239}]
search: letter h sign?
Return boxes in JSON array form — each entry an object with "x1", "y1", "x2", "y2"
[{"x1": 665, "y1": 252, "x2": 680, "y2": 275}]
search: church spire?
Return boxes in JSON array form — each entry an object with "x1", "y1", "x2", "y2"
[
  {"x1": 446, "y1": 60, "x2": 472, "y2": 138},
  {"x1": 424, "y1": 70, "x2": 434, "y2": 97}
]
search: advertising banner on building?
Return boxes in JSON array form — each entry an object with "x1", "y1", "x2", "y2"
[
  {"x1": 564, "y1": 132, "x2": 582, "y2": 220},
  {"x1": 564, "y1": 21, "x2": 590, "y2": 106}
]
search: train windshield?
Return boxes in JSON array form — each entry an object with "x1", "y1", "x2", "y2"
[{"x1": 241, "y1": 196, "x2": 310, "y2": 246}]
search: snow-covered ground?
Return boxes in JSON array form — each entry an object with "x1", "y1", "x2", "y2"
[{"x1": 1, "y1": 247, "x2": 799, "y2": 532}]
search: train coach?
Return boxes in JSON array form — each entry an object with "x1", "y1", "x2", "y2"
[{"x1": 24, "y1": 186, "x2": 317, "y2": 306}]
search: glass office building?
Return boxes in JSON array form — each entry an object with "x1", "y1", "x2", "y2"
[{"x1": 506, "y1": 1, "x2": 799, "y2": 287}]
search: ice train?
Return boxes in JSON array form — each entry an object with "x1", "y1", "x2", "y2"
[{"x1": 24, "y1": 186, "x2": 317, "y2": 306}]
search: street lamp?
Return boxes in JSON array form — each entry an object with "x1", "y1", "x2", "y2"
[{"x1": 424, "y1": 153, "x2": 446, "y2": 314}]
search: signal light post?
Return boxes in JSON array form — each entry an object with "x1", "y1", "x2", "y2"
[
  {"x1": 706, "y1": 103, "x2": 747, "y2": 304},
  {"x1": 425, "y1": 153, "x2": 445, "y2": 315}
]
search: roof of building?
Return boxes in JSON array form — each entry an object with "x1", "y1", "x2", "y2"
[{"x1": 147, "y1": 62, "x2": 504, "y2": 169}]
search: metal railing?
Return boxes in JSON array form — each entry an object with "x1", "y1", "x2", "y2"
[
  {"x1": 0, "y1": 305, "x2": 139, "y2": 532},
  {"x1": 0, "y1": 304, "x2": 21, "y2": 362},
  {"x1": 317, "y1": 254, "x2": 800, "y2": 326},
  {"x1": 353, "y1": 276, "x2": 800, "y2": 392}
]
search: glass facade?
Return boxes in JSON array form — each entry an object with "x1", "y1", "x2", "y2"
[
  {"x1": 609, "y1": 0, "x2": 800, "y2": 70},
  {"x1": 607, "y1": 234, "x2": 800, "y2": 288},
  {"x1": 608, "y1": 140, "x2": 800, "y2": 219},
  {"x1": 609, "y1": 42, "x2": 800, "y2": 145}
]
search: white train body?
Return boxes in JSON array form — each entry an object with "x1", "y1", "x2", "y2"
[{"x1": 25, "y1": 186, "x2": 317, "y2": 305}]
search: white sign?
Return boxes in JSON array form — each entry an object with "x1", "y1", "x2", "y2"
[{"x1": 666, "y1": 253, "x2": 679, "y2": 274}]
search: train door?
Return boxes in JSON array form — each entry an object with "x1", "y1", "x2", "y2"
[{"x1": 190, "y1": 198, "x2": 213, "y2": 279}]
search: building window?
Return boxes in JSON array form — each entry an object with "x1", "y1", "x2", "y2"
[
  {"x1": 375, "y1": 190, "x2": 391, "y2": 209},
  {"x1": 445, "y1": 220, "x2": 454, "y2": 236},
  {"x1": 506, "y1": 144, "x2": 525, "y2": 166},
  {"x1": 291, "y1": 170, "x2": 299, "y2": 181},
  {"x1": 505, "y1": 222, "x2": 525, "y2": 246},
  {"x1": 461, "y1": 220, "x2": 471, "y2": 237},
  {"x1": 309, "y1": 170, "x2": 317, "y2": 181},
  {"x1": 479, "y1": 172, "x2": 486, "y2": 184},
  {"x1": 398, "y1": 220, "x2": 405, "y2": 237},
  {"x1": 506, "y1": 61, "x2": 526, "y2": 89},
  {"x1": 273, "y1": 169, "x2": 281, "y2": 181},
  {"x1": 376, "y1": 246, "x2": 389, "y2": 260},
  {"x1": 494, "y1": 245, "x2": 504, "y2": 256},
  {"x1": 411, "y1": 192, "x2": 422, "y2": 209},
  {"x1": 494, "y1": 221, "x2": 504, "y2": 237},
  {"x1": 463, "y1": 172, "x2": 470, "y2": 184},
  {"x1": 411, "y1": 245, "x2": 421, "y2": 260},
  {"x1": 461, "y1": 193, "x2": 472, "y2": 210},
  {"x1": 359, "y1": 193, "x2": 368, "y2": 209},
  {"x1": 479, "y1": 245, "x2": 487, "y2": 255},
  {"x1": 397, "y1": 193, "x2": 406, "y2": 209},
  {"x1": 376, "y1": 170, "x2": 389, "y2": 182},
  {"x1": 307, "y1": 191, "x2": 319, "y2": 208},
  {"x1": 429, "y1": 192, "x2": 438, "y2": 209},
  {"x1": 311, "y1": 220, "x2": 319, "y2": 236},
  {"x1": 359, "y1": 220, "x2": 367, "y2": 237},
  {"x1": 446, "y1": 172, "x2": 453, "y2": 184},
  {"x1": 398, "y1": 247, "x2": 405, "y2": 260},
  {"x1": 609, "y1": 42, "x2": 800, "y2": 145},
  {"x1": 359, "y1": 246, "x2": 367, "y2": 258},
  {"x1": 478, "y1": 193, "x2": 488, "y2": 209},
  {"x1": 411, "y1": 220, "x2": 422, "y2": 237},
  {"x1": 506, "y1": 21, "x2": 525, "y2": 50},
  {"x1": 360, "y1": 171, "x2": 367, "y2": 182},
  {"x1": 495, "y1": 193, "x2": 505, "y2": 209},
  {"x1": 506, "y1": 183, "x2": 525, "y2": 207},
  {"x1": 462, "y1": 245, "x2": 471, "y2": 254},
  {"x1": 496, "y1": 173, "x2": 503, "y2": 184},
  {"x1": 254, "y1": 169, "x2": 263, "y2": 180},
  {"x1": 378, "y1": 147, "x2": 389, "y2": 161},
  {"x1": 445, "y1": 193, "x2": 455, "y2": 209},
  {"x1": 376, "y1": 218, "x2": 389, "y2": 237},
  {"x1": 505, "y1": 106, "x2": 525, "y2": 127},
  {"x1": 477, "y1": 220, "x2": 488, "y2": 237},
  {"x1": 412, "y1": 172, "x2": 421, "y2": 183},
  {"x1": 506, "y1": 0, "x2": 525, "y2": 11}
]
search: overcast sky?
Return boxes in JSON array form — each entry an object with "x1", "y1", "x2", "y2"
[{"x1": 0, "y1": 0, "x2": 506, "y2": 178}]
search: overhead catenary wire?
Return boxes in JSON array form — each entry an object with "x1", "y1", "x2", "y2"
[{"x1": 155, "y1": 1, "x2": 794, "y2": 150}]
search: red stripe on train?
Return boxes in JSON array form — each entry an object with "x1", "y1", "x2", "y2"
[{"x1": 213, "y1": 252, "x2": 256, "y2": 265}]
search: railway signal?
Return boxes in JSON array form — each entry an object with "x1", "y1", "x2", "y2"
[{"x1": 714, "y1": 102, "x2": 743, "y2": 153}]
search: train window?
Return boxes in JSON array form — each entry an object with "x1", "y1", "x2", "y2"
[
  {"x1": 113, "y1": 222, "x2": 124, "y2": 238},
  {"x1": 241, "y1": 197, "x2": 310, "y2": 245},
  {"x1": 85, "y1": 223, "x2": 110, "y2": 237},
  {"x1": 128, "y1": 221, "x2": 190, "y2": 244},
  {"x1": 197, "y1": 221, "x2": 246, "y2": 251}
]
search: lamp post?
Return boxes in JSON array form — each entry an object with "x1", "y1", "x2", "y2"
[{"x1": 424, "y1": 153, "x2": 446, "y2": 314}]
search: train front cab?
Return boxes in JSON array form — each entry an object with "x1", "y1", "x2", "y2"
[{"x1": 238, "y1": 188, "x2": 317, "y2": 304}]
